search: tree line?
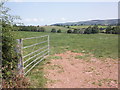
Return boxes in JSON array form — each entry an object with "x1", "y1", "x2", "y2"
[
  {"x1": 16, "y1": 25, "x2": 62, "y2": 33},
  {"x1": 16, "y1": 25, "x2": 120, "y2": 34},
  {"x1": 17, "y1": 25, "x2": 46, "y2": 32},
  {"x1": 67, "y1": 25, "x2": 120, "y2": 34}
]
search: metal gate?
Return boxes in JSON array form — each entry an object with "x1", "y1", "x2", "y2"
[{"x1": 17, "y1": 35, "x2": 49, "y2": 75}]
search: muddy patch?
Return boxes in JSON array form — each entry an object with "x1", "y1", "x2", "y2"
[{"x1": 44, "y1": 51, "x2": 118, "y2": 88}]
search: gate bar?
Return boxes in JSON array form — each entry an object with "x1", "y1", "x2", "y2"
[
  {"x1": 24, "y1": 52, "x2": 48, "y2": 75},
  {"x1": 23, "y1": 35, "x2": 48, "y2": 40},
  {"x1": 23, "y1": 45, "x2": 48, "y2": 58},
  {"x1": 23, "y1": 40, "x2": 47, "y2": 49},
  {"x1": 23, "y1": 48, "x2": 48, "y2": 64}
]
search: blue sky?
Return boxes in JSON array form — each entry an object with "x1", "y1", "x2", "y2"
[{"x1": 5, "y1": 2, "x2": 118, "y2": 26}]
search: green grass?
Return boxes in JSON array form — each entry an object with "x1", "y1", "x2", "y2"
[
  {"x1": 42, "y1": 26, "x2": 68, "y2": 33},
  {"x1": 14, "y1": 31, "x2": 118, "y2": 88},
  {"x1": 26, "y1": 59, "x2": 48, "y2": 88},
  {"x1": 69, "y1": 25, "x2": 90, "y2": 29},
  {"x1": 48, "y1": 56, "x2": 62, "y2": 60},
  {"x1": 15, "y1": 31, "x2": 118, "y2": 59}
]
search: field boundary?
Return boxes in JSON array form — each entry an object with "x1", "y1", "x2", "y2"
[{"x1": 16, "y1": 35, "x2": 50, "y2": 75}]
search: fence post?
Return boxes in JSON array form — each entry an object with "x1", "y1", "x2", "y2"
[
  {"x1": 48, "y1": 35, "x2": 50, "y2": 55},
  {"x1": 16, "y1": 39, "x2": 24, "y2": 76}
]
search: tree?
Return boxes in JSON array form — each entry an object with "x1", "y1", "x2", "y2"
[
  {"x1": 91, "y1": 25, "x2": 99, "y2": 34},
  {"x1": 67, "y1": 30, "x2": 72, "y2": 33},
  {"x1": 41, "y1": 27, "x2": 46, "y2": 32},
  {"x1": 112, "y1": 26, "x2": 120, "y2": 34},
  {"x1": 57, "y1": 29, "x2": 61, "y2": 33},
  {"x1": 51, "y1": 28, "x2": 56, "y2": 33},
  {"x1": 106, "y1": 25, "x2": 112, "y2": 34},
  {"x1": 84, "y1": 26, "x2": 92, "y2": 34},
  {"x1": 67, "y1": 26, "x2": 70, "y2": 28},
  {"x1": 38, "y1": 27, "x2": 45, "y2": 32},
  {"x1": 73, "y1": 29, "x2": 79, "y2": 34}
]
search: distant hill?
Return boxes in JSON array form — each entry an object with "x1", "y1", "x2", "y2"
[{"x1": 52, "y1": 19, "x2": 118, "y2": 26}]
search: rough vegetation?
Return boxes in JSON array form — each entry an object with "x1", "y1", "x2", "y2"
[{"x1": 1, "y1": 1, "x2": 29, "y2": 88}]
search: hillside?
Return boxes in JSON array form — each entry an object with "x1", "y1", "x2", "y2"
[
  {"x1": 42, "y1": 26, "x2": 68, "y2": 32},
  {"x1": 52, "y1": 19, "x2": 118, "y2": 26}
]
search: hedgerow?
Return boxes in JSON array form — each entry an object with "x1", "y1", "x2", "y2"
[{"x1": 1, "y1": 1, "x2": 29, "y2": 88}]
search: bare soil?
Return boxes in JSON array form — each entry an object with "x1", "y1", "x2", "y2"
[{"x1": 44, "y1": 51, "x2": 118, "y2": 88}]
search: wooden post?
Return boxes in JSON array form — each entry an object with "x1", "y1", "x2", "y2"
[{"x1": 16, "y1": 39, "x2": 24, "y2": 76}]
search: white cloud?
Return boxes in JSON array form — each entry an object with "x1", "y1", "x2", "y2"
[
  {"x1": 24, "y1": 18, "x2": 31, "y2": 22},
  {"x1": 33, "y1": 18, "x2": 38, "y2": 22},
  {"x1": 39, "y1": 18, "x2": 44, "y2": 22},
  {"x1": 61, "y1": 18, "x2": 66, "y2": 21},
  {"x1": 22, "y1": 18, "x2": 44, "y2": 23}
]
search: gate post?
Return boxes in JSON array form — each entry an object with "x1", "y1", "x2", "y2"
[
  {"x1": 16, "y1": 39, "x2": 24, "y2": 76},
  {"x1": 48, "y1": 35, "x2": 50, "y2": 55}
]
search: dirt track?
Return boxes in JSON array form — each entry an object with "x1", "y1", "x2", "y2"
[{"x1": 44, "y1": 51, "x2": 118, "y2": 88}]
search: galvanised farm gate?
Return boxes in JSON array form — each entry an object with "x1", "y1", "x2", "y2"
[{"x1": 16, "y1": 35, "x2": 49, "y2": 75}]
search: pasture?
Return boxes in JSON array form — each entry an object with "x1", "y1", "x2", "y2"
[
  {"x1": 14, "y1": 31, "x2": 118, "y2": 88},
  {"x1": 40, "y1": 26, "x2": 68, "y2": 33},
  {"x1": 15, "y1": 31, "x2": 118, "y2": 59}
]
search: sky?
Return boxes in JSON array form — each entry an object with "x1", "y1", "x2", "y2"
[
  {"x1": 8, "y1": 0, "x2": 120, "y2": 2},
  {"x1": 5, "y1": 1, "x2": 118, "y2": 26}
]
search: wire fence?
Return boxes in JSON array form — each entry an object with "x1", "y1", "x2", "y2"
[{"x1": 16, "y1": 35, "x2": 49, "y2": 75}]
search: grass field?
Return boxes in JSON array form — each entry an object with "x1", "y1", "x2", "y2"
[
  {"x1": 41, "y1": 26, "x2": 68, "y2": 33},
  {"x1": 14, "y1": 31, "x2": 118, "y2": 88},
  {"x1": 15, "y1": 31, "x2": 118, "y2": 59}
]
